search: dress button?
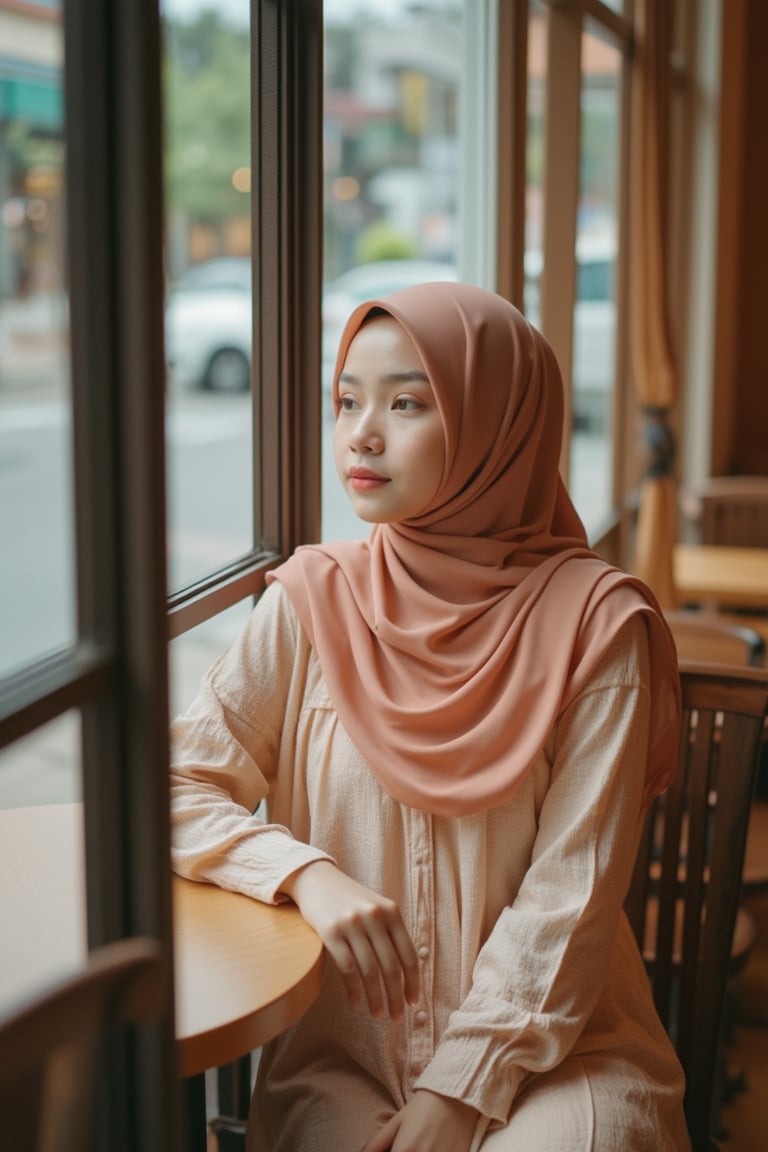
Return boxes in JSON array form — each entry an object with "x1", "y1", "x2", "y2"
[
  {"x1": 415, "y1": 1009, "x2": 428, "y2": 1025},
  {"x1": 418, "y1": 946, "x2": 429, "y2": 959}
]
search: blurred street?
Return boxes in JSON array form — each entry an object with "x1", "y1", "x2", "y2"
[{"x1": 0, "y1": 292, "x2": 362, "y2": 678}]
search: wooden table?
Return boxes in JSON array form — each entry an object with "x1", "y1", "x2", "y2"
[
  {"x1": 0, "y1": 803, "x2": 324, "y2": 1147},
  {"x1": 674, "y1": 544, "x2": 768, "y2": 611}
]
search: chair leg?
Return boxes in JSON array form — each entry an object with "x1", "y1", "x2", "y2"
[
  {"x1": 209, "y1": 1117, "x2": 247, "y2": 1151},
  {"x1": 182, "y1": 1074, "x2": 208, "y2": 1152},
  {"x1": 208, "y1": 1056, "x2": 252, "y2": 1151},
  {"x1": 217, "y1": 1056, "x2": 252, "y2": 1119}
]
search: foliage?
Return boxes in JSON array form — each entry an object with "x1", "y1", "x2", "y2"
[
  {"x1": 163, "y1": 13, "x2": 251, "y2": 221},
  {"x1": 325, "y1": 24, "x2": 355, "y2": 90},
  {"x1": 355, "y1": 222, "x2": 417, "y2": 264},
  {"x1": 580, "y1": 102, "x2": 619, "y2": 204},
  {"x1": 5, "y1": 122, "x2": 63, "y2": 175}
]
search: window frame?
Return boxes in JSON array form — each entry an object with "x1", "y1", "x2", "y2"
[
  {"x1": 497, "y1": 0, "x2": 636, "y2": 558},
  {"x1": 0, "y1": 1, "x2": 323, "y2": 1145},
  {"x1": 167, "y1": 0, "x2": 323, "y2": 640},
  {"x1": 0, "y1": 0, "x2": 702, "y2": 1139}
]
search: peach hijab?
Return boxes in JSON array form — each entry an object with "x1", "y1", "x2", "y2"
[{"x1": 267, "y1": 282, "x2": 680, "y2": 817}]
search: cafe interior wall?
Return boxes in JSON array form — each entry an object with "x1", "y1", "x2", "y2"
[{"x1": 711, "y1": 0, "x2": 768, "y2": 478}]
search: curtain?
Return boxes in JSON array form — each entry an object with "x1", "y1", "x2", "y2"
[{"x1": 629, "y1": 0, "x2": 678, "y2": 609}]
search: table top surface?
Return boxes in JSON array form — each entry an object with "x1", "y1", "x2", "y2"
[
  {"x1": 674, "y1": 543, "x2": 768, "y2": 609},
  {"x1": 0, "y1": 803, "x2": 324, "y2": 1077}
]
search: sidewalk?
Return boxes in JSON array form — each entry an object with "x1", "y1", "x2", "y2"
[{"x1": 0, "y1": 292, "x2": 68, "y2": 395}]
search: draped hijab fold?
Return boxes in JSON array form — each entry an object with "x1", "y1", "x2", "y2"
[{"x1": 268, "y1": 283, "x2": 680, "y2": 816}]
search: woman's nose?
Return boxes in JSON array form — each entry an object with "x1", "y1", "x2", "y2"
[{"x1": 347, "y1": 408, "x2": 384, "y2": 453}]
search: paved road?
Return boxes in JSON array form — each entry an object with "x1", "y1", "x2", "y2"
[{"x1": 0, "y1": 386, "x2": 365, "y2": 680}]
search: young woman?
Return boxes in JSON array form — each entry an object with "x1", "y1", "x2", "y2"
[{"x1": 170, "y1": 283, "x2": 690, "y2": 1151}]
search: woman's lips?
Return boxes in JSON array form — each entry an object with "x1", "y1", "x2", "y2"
[{"x1": 348, "y1": 468, "x2": 389, "y2": 491}]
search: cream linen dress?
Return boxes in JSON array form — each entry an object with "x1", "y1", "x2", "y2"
[{"x1": 170, "y1": 582, "x2": 690, "y2": 1152}]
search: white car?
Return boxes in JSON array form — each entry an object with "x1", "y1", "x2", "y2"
[
  {"x1": 165, "y1": 258, "x2": 253, "y2": 392},
  {"x1": 165, "y1": 256, "x2": 459, "y2": 392},
  {"x1": 322, "y1": 259, "x2": 459, "y2": 369}
]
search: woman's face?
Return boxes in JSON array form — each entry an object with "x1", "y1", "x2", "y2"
[{"x1": 333, "y1": 316, "x2": 446, "y2": 524}]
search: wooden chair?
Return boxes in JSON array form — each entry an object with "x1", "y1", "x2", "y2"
[
  {"x1": 743, "y1": 800, "x2": 768, "y2": 895},
  {"x1": 680, "y1": 475, "x2": 768, "y2": 549},
  {"x1": 624, "y1": 662, "x2": 768, "y2": 1151},
  {"x1": 0, "y1": 936, "x2": 166, "y2": 1152},
  {"x1": 665, "y1": 609, "x2": 766, "y2": 669}
]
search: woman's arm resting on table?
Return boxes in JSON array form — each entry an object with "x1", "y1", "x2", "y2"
[{"x1": 170, "y1": 583, "x2": 336, "y2": 902}]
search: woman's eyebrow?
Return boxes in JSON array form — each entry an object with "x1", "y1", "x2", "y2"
[
  {"x1": 382, "y1": 370, "x2": 431, "y2": 385},
  {"x1": 337, "y1": 369, "x2": 430, "y2": 385}
]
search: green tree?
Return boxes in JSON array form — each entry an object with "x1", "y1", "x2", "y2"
[
  {"x1": 355, "y1": 222, "x2": 417, "y2": 264},
  {"x1": 5, "y1": 122, "x2": 63, "y2": 177},
  {"x1": 163, "y1": 13, "x2": 251, "y2": 221}
]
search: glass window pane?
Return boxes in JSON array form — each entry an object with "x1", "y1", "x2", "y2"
[
  {"x1": 569, "y1": 25, "x2": 622, "y2": 536},
  {"x1": 524, "y1": 0, "x2": 547, "y2": 325},
  {"x1": 162, "y1": 1, "x2": 255, "y2": 592},
  {"x1": 0, "y1": 2, "x2": 74, "y2": 678},
  {"x1": 0, "y1": 719, "x2": 84, "y2": 1007},
  {"x1": 321, "y1": 0, "x2": 463, "y2": 542},
  {"x1": 169, "y1": 599, "x2": 253, "y2": 715},
  {"x1": 0, "y1": 710, "x2": 80, "y2": 809}
]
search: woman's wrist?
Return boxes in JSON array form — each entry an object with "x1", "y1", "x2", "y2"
[{"x1": 279, "y1": 858, "x2": 336, "y2": 902}]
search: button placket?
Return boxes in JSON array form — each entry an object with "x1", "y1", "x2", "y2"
[{"x1": 406, "y1": 807, "x2": 435, "y2": 1085}]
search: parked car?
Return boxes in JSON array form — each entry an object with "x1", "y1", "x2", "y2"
[
  {"x1": 165, "y1": 257, "x2": 253, "y2": 392},
  {"x1": 165, "y1": 256, "x2": 459, "y2": 393},
  {"x1": 321, "y1": 259, "x2": 458, "y2": 369}
]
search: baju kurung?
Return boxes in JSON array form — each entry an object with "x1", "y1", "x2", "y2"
[{"x1": 170, "y1": 582, "x2": 690, "y2": 1152}]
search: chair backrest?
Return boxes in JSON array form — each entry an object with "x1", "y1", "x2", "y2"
[
  {"x1": 664, "y1": 608, "x2": 766, "y2": 668},
  {"x1": 0, "y1": 936, "x2": 166, "y2": 1152},
  {"x1": 680, "y1": 475, "x2": 768, "y2": 547},
  {"x1": 624, "y1": 662, "x2": 768, "y2": 1151}
]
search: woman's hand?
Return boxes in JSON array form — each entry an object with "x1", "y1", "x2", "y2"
[
  {"x1": 279, "y1": 860, "x2": 420, "y2": 1019},
  {"x1": 363, "y1": 1090, "x2": 481, "y2": 1152}
]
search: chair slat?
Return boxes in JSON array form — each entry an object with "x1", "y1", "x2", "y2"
[
  {"x1": 624, "y1": 661, "x2": 768, "y2": 1151},
  {"x1": 0, "y1": 937, "x2": 167, "y2": 1152}
]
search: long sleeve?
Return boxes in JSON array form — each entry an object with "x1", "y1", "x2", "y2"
[
  {"x1": 169, "y1": 582, "x2": 335, "y2": 904},
  {"x1": 414, "y1": 619, "x2": 651, "y2": 1122}
]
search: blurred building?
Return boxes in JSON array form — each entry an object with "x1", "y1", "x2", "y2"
[{"x1": 0, "y1": 1, "x2": 63, "y2": 299}]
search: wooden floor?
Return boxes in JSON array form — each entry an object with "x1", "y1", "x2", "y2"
[
  {"x1": 720, "y1": 891, "x2": 768, "y2": 1151},
  {"x1": 720, "y1": 1019, "x2": 768, "y2": 1151}
]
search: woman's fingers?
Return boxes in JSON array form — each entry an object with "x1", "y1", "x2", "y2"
[
  {"x1": 332, "y1": 895, "x2": 416, "y2": 1018},
  {"x1": 344, "y1": 918, "x2": 391, "y2": 1017},
  {"x1": 363, "y1": 1112, "x2": 401, "y2": 1152},
  {"x1": 350, "y1": 898, "x2": 416, "y2": 1018},
  {"x1": 279, "y1": 860, "x2": 420, "y2": 1019}
]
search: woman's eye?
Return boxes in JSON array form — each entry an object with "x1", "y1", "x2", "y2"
[
  {"x1": 393, "y1": 397, "x2": 421, "y2": 411},
  {"x1": 338, "y1": 395, "x2": 358, "y2": 411}
]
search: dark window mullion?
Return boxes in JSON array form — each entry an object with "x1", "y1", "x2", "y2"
[
  {"x1": 285, "y1": 0, "x2": 323, "y2": 548},
  {"x1": 252, "y1": 0, "x2": 322, "y2": 560},
  {"x1": 251, "y1": 0, "x2": 281, "y2": 554},
  {"x1": 63, "y1": 1, "x2": 177, "y2": 1149},
  {"x1": 0, "y1": 644, "x2": 113, "y2": 750},
  {"x1": 167, "y1": 552, "x2": 280, "y2": 640}
]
